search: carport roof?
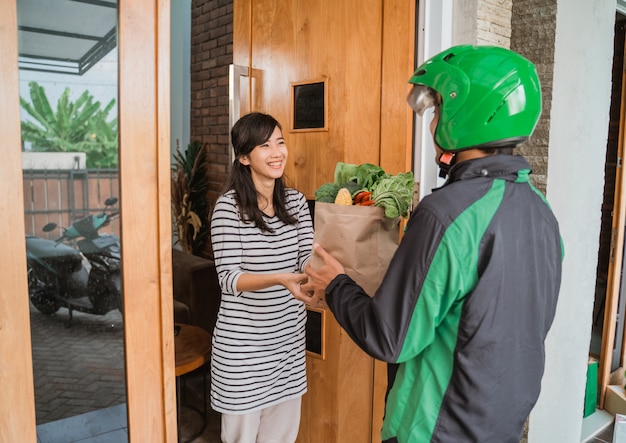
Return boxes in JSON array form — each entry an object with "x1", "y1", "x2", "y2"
[{"x1": 17, "y1": 0, "x2": 117, "y2": 76}]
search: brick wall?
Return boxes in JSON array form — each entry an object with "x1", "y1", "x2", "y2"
[
  {"x1": 190, "y1": 0, "x2": 233, "y2": 204},
  {"x1": 453, "y1": 0, "x2": 552, "y2": 193},
  {"x1": 510, "y1": 0, "x2": 557, "y2": 194},
  {"x1": 477, "y1": 0, "x2": 512, "y2": 47}
]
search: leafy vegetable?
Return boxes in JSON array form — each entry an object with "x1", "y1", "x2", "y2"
[
  {"x1": 371, "y1": 171, "x2": 414, "y2": 218},
  {"x1": 339, "y1": 180, "x2": 363, "y2": 197},
  {"x1": 316, "y1": 162, "x2": 414, "y2": 220},
  {"x1": 334, "y1": 162, "x2": 386, "y2": 190}
]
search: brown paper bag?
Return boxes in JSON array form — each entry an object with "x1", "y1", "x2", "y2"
[{"x1": 311, "y1": 202, "x2": 399, "y2": 295}]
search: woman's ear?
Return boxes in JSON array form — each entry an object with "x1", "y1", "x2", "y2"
[{"x1": 238, "y1": 155, "x2": 250, "y2": 166}]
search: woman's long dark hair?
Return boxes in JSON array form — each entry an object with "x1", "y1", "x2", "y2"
[{"x1": 225, "y1": 112, "x2": 297, "y2": 231}]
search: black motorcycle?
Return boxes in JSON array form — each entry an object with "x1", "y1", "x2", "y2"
[{"x1": 26, "y1": 197, "x2": 122, "y2": 324}]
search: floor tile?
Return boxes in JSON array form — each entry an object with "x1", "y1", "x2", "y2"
[{"x1": 37, "y1": 404, "x2": 127, "y2": 443}]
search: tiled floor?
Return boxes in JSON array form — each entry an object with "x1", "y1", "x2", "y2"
[
  {"x1": 37, "y1": 404, "x2": 617, "y2": 443},
  {"x1": 36, "y1": 404, "x2": 128, "y2": 443},
  {"x1": 31, "y1": 305, "x2": 221, "y2": 442},
  {"x1": 31, "y1": 305, "x2": 622, "y2": 443},
  {"x1": 35, "y1": 373, "x2": 221, "y2": 443}
]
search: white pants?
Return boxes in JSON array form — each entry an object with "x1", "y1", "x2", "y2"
[{"x1": 220, "y1": 397, "x2": 302, "y2": 443}]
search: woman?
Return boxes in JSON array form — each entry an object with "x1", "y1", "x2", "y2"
[{"x1": 210, "y1": 112, "x2": 314, "y2": 442}]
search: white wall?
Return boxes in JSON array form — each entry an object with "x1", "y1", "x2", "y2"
[
  {"x1": 414, "y1": 0, "x2": 453, "y2": 198},
  {"x1": 529, "y1": 1, "x2": 616, "y2": 441},
  {"x1": 422, "y1": 1, "x2": 617, "y2": 440}
]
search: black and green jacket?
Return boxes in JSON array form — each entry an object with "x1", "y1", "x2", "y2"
[{"x1": 325, "y1": 155, "x2": 563, "y2": 443}]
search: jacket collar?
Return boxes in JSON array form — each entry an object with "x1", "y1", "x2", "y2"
[{"x1": 443, "y1": 154, "x2": 532, "y2": 186}]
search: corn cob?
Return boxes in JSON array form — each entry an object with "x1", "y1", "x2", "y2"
[{"x1": 334, "y1": 188, "x2": 353, "y2": 205}]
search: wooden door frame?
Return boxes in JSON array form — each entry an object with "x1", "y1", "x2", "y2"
[
  {"x1": 600, "y1": 30, "x2": 626, "y2": 409},
  {"x1": 0, "y1": 1, "x2": 38, "y2": 439},
  {"x1": 0, "y1": 0, "x2": 178, "y2": 441}
]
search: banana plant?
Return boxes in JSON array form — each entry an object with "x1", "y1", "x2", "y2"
[{"x1": 20, "y1": 81, "x2": 118, "y2": 168}]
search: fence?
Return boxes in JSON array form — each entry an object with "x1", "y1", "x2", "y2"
[{"x1": 23, "y1": 169, "x2": 120, "y2": 239}]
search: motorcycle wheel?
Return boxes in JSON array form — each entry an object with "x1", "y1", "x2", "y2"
[{"x1": 31, "y1": 292, "x2": 60, "y2": 315}]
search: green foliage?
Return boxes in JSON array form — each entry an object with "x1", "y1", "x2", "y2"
[
  {"x1": 171, "y1": 141, "x2": 211, "y2": 257},
  {"x1": 333, "y1": 162, "x2": 386, "y2": 190},
  {"x1": 317, "y1": 161, "x2": 415, "y2": 220},
  {"x1": 314, "y1": 182, "x2": 341, "y2": 203},
  {"x1": 20, "y1": 81, "x2": 118, "y2": 168},
  {"x1": 371, "y1": 171, "x2": 415, "y2": 219}
]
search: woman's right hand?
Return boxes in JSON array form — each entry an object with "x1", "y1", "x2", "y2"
[{"x1": 285, "y1": 272, "x2": 325, "y2": 306}]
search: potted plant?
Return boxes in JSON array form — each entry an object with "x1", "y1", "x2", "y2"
[{"x1": 171, "y1": 141, "x2": 211, "y2": 257}]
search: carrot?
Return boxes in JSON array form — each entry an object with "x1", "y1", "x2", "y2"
[
  {"x1": 355, "y1": 191, "x2": 376, "y2": 206},
  {"x1": 354, "y1": 191, "x2": 372, "y2": 204}
]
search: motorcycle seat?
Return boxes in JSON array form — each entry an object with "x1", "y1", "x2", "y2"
[{"x1": 26, "y1": 236, "x2": 81, "y2": 260}]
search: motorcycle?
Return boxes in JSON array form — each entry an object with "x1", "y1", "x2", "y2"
[{"x1": 25, "y1": 197, "x2": 123, "y2": 325}]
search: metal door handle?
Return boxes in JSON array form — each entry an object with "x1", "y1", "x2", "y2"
[{"x1": 229, "y1": 64, "x2": 250, "y2": 165}]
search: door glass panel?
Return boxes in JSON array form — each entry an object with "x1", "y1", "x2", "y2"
[{"x1": 17, "y1": 0, "x2": 127, "y2": 440}]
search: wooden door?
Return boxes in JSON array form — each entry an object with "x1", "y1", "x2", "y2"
[
  {"x1": 1, "y1": 1, "x2": 178, "y2": 441},
  {"x1": 234, "y1": 0, "x2": 415, "y2": 197},
  {"x1": 0, "y1": 2, "x2": 37, "y2": 438},
  {"x1": 600, "y1": 28, "x2": 626, "y2": 409},
  {"x1": 233, "y1": 1, "x2": 415, "y2": 441}
]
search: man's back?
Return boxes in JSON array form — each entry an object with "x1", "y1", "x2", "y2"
[{"x1": 376, "y1": 154, "x2": 562, "y2": 442}]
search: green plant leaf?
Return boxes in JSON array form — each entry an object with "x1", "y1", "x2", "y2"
[{"x1": 20, "y1": 82, "x2": 118, "y2": 168}]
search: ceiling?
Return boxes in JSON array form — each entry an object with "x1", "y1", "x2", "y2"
[{"x1": 17, "y1": 0, "x2": 117, "y2": 76}]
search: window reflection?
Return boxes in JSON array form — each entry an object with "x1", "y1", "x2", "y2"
[{"x1": 17, "y1": 0, "x2": 127, "y2": 439}]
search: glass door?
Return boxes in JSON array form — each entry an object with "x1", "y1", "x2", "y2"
[{"x1": 17, "y1": 0, "x2": 128, "y2": 440}]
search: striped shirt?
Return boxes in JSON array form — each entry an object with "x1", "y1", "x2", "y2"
[{"x1": 209, "y1": 188, "x2": 314, "y2": 414}]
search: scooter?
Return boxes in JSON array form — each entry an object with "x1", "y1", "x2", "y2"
[{"x1": 25, "y1": 197, "x2": 123, "y2": 325}]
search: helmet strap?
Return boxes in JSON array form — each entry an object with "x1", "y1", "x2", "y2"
[{"x1": 438, "y1": 152, "x2": 455, "y2": 178}]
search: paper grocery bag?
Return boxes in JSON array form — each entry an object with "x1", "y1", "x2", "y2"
[{"x1": 311, "y1": 202, "x2": 399, "y2": 295}]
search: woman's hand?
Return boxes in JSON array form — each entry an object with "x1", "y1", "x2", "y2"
[
  {"x1": 285, "y1": 272, "x2": 325, "y2": 306},
  {"x1": 283, "y1": 272, "x2": 308, "y2": 297}
]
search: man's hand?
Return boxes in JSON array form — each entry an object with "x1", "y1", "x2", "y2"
[
  {"x1": 302, "y1": 244, "x2": 346, "y2": 301},
  {"x1": 285, "y1": 272, "x2": 324, "y2": 305}
]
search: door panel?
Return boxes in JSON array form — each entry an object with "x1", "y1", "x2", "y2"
[
  {"x1": 0, "y1": 1, "x2": 38, "y2": 440},
  {"x1": 1, "y1": 0, "x2": 177, "y2": 441},
  {"x1": 118, "y1": 0, "x2": 177, "y2": 440},
  {"x1": 599, "y1": 25, "x2": 626, "y2": 409},
  {"x1": 233, "y1": 1, "x2": 415, "y2": 441}
]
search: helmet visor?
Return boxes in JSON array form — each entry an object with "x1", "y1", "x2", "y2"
[{"x1": 407, "y1": 85, "x2": 440, "y2": 116}]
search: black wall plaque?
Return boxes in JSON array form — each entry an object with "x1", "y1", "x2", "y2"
[
  {"x1": 305, "y1": 307, "x2": 325, "y2": 358},
  {"x1": 292, "y1": 81, "x2": 326, "y2": 130}
]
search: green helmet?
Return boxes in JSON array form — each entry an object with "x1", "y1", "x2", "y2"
[{"x1": 407, "y1": 45, "x2": 542, "y2": 152}]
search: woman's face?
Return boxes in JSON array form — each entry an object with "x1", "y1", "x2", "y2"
[{"x1": 239, "y1": 125, "x2": 288, "y2": 187}]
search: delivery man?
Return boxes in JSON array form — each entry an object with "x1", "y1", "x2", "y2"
[{"x1": 302, "y1": 45, "x2": 563, "y2": 442}]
